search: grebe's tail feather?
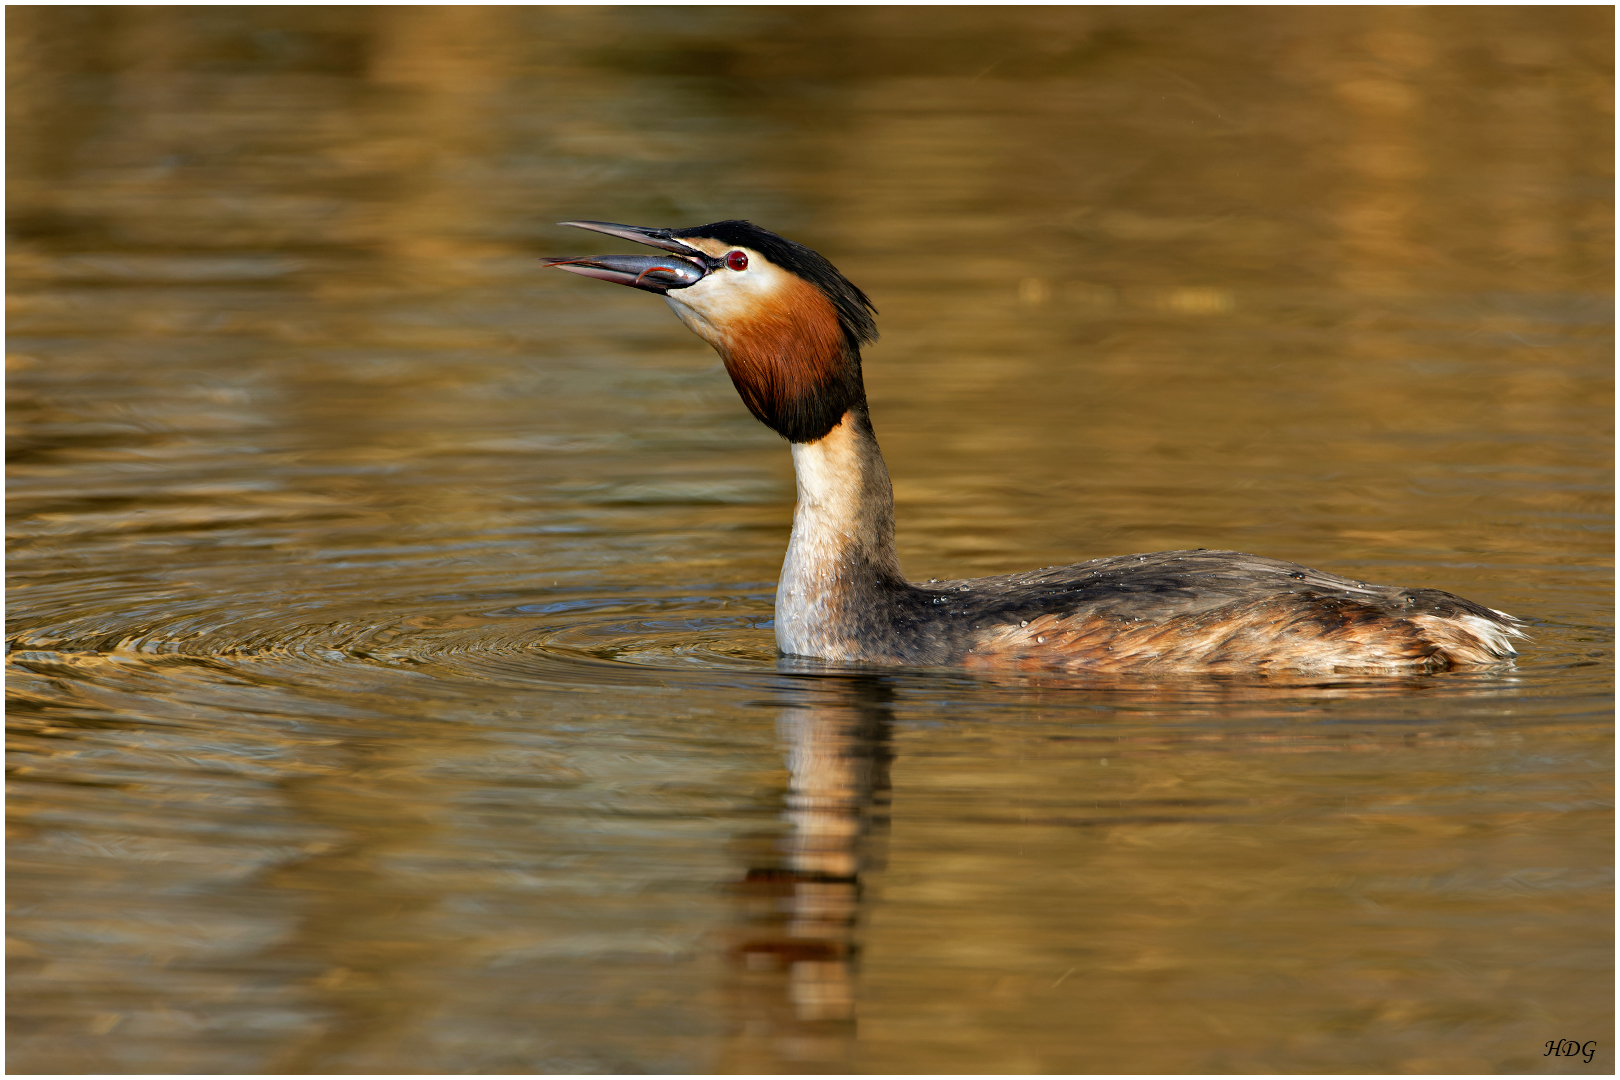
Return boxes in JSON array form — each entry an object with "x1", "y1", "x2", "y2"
[{"x1": 1411, "y1": 607, "x2": 1526, "y2": 667}]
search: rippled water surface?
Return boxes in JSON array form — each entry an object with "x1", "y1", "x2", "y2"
[{"x1": 8, "y1": 7, "x2": 1614, "y2": 1074}]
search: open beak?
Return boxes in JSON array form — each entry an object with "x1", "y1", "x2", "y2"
[{"x1": 543, "y1": 220, "x2": 711, "y2": 294}]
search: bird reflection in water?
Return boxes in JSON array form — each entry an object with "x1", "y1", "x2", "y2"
[
  {"x1": 709, "y1": 662, "x2": 1531, "y2": 1071},
  {"x1": 721, "y1": 672, "x2": 894, "y2": 1070}
]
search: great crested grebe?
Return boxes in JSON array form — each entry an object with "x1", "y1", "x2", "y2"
[{"x1": 545, "y1": 219, "x2": 1523, "y2": 672}]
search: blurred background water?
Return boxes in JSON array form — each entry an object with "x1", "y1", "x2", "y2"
[{"x1": 7, "y1": 6, "x2": 1613, "y2": 1074}]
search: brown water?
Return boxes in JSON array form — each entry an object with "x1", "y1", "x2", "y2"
[{"x1": 7, "y1": 7, "x2": 1613, "y2": 1074}]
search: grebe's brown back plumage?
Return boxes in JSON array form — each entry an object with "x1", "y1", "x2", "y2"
[{"x1": 546, "y1": 220, "x2": 1524, "y2": 673}]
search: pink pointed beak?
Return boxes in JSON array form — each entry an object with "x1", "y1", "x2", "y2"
[{"x1": 543, "y1": 220, "x2": 713, "y2": 294}]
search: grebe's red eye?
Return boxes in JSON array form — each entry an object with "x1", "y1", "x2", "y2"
[{"x1": 725, "y1": 250, "x2": 748, "y2": 271}]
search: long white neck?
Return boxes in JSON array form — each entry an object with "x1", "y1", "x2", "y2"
[{"x1": 775, "y1": 410, "x2": 905, "y2": 660}]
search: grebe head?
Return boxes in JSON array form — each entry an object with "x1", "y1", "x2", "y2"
[{"x1": 546, "y1": 220, "x2": 877, "y2": 443}]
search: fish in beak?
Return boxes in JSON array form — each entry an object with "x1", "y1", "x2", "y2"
[{"x1": 542, "y1": 220, "x2": 714, "y2": 294}]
